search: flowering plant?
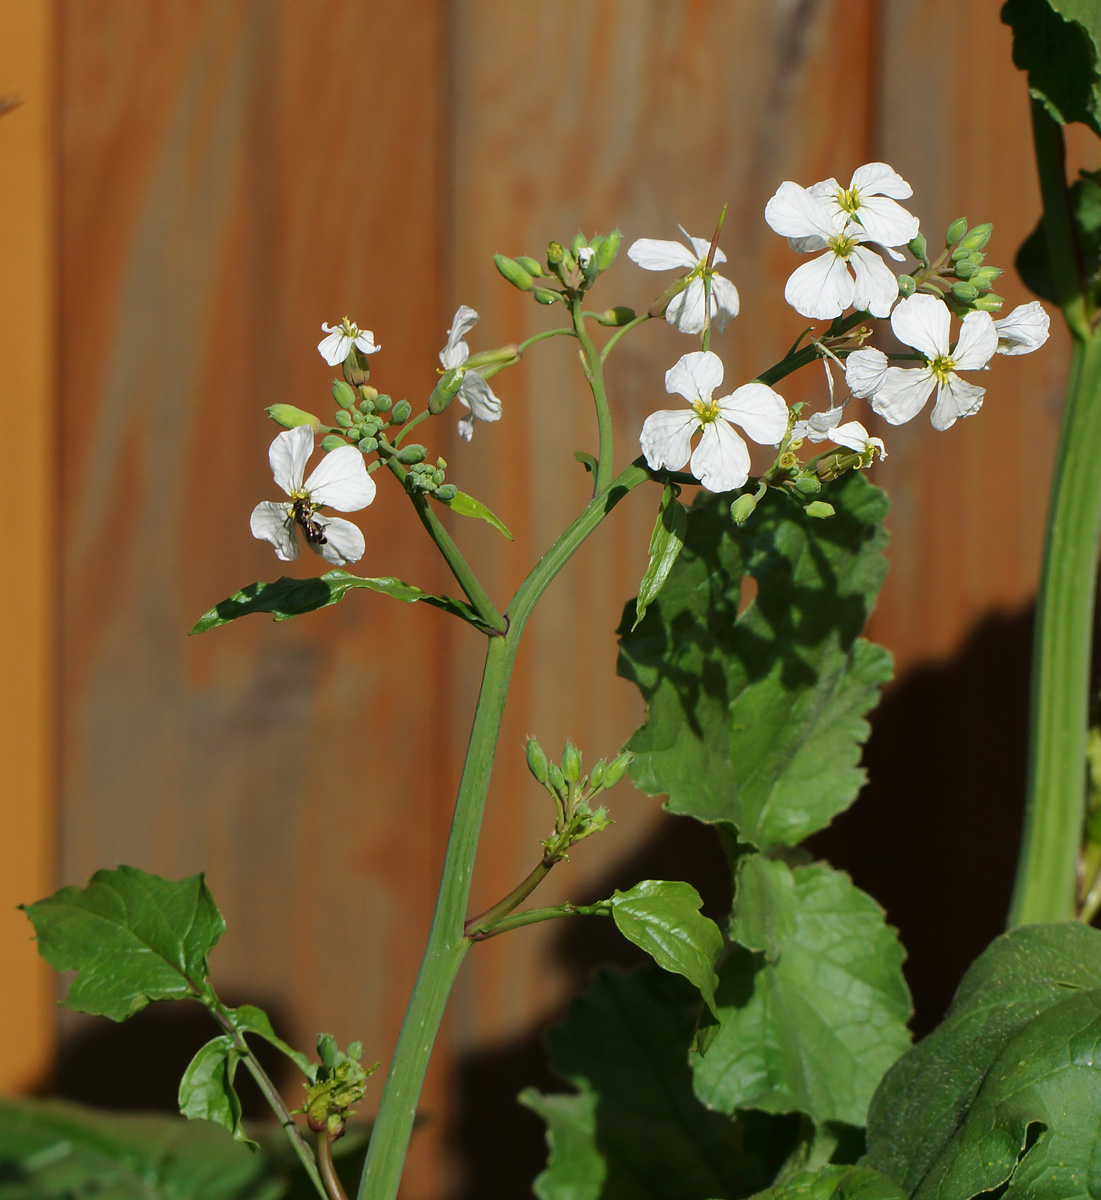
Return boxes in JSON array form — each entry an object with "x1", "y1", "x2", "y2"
[{"x1": 16, "y1": 5, "x2": 1101, "y2": 1200}]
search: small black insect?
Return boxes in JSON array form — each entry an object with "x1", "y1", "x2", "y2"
[{"x1": 292, "y1": 497, "x2": 327, "y2": 546}]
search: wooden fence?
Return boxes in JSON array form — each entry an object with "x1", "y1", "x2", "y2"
[{"x1": 0, "y1": 2, "x2": 1079, "y2": 1196}]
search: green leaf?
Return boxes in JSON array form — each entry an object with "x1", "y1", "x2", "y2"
[
  {"x1": 225, "y1": 1004, "x2": 311, "y2": 1077},
  {"x1": 729, "y1": 853, "x2": 798, "y2": 961},
  {"x1": 865, "y1": 922, "x2": 1101, "y2": 1198},
  {"x1": 608, "y1": 880, "x2": 723, "y2": 1017},
  {"x1": 21, "y1": 865, "x2": 224, "y2": 1021},
  {"x1": 1016, "y1": 168, "x2": 1101, "y2": 304},
  {"x1": 0, "y1": 1096, "x2": 284, "y2": 1199},
  {"x1": 178, "y1": 1036, "x2": 252, "y2": 1148},
  {"x1": 693, "y1": 862, "x2": 911, "y2": 1129},
  {"x1": 436, "y1": 487, "x2": 514, "y2": 539},
  {"x1": 618, "y1": 475, "x2": 892, "y2": 848},
  {"x1": 522, "y1": 967, "x2": 801, "y2": 1200},
  {"x1": 632, "y1": 484, "x2": 688, "y2": 630},
  {"x1": 1002, "y1": 0, "x2": 1101, "y2": 136},
  {"x1": 751, "y1": 1164, "x2": 907, "y2": 1200},
  {"x1": 189, "y1": 570, "x2": 485, "y2": 633}
]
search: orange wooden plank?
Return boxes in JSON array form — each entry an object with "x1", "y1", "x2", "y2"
[{"x1": 0, "y1": 0, "x2": 57, "y2": 1092}]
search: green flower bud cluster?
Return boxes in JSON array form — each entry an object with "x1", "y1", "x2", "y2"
[
  {"x1": 405, "y1": 455, "x2": 456, "y2": 501},
  {"x1": 315, "y1": 385, "x2": 410, "y2": 457},
  {"x1": 301, "y1": 1034, "x2": 376, "y2": 1139},
  {"x1": 495, "y1": 230, "x2": 620, "y2": 307},
  {"x1": 525, "y1": 736, "x2": 630, "y2": 861},
  {"x1": 908, "y1": 217, "x2": 1004, "y2": 315}
]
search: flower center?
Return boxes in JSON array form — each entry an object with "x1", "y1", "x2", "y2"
[
  {"x1": 691, "y1": 395, "x2": 722, "y2": 424},
  {"x1": 828, "y1": 231, "x2": 859, "y2": 260},
  {"x1": 836, "y1": 186, "x2": 862, "y2": 215},
  {"x1": 929, "y1": 353, "x2": 956, "y2": 383},
  {"x1": 340, "y1": 316, "x2": 360, "y2": 337}
]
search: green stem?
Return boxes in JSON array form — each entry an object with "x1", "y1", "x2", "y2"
[
  {"x1": 316, "y1": 1132, "x2": 350, "y2": 1200},
  {"x1": 572, "y1": 296, "x2": 615, "y2": 494},
  {"x1": 464, "y1": 856, "x2": 553, "y2": 937},
  {"x1": 599, "y1": 311, "x2": 652, "y2": 361},
  {"x1": 517, "y1": 326, "x2": 574, "y2": 353},
  {"x1": 470, "y1": 899, "x2": 611, "y2": 941},
  {"x1": 391, "y1": 409, "x2": 429, "y2": 446}
]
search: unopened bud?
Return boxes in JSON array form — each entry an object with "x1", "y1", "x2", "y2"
[
  {"x1": 547, "y1": 762, "x2": 566, "y2": 795},
  {"x1": 794, "y1": 475, "x2": 822, "y2": 495},
  {"x1": 390, "y1": 399, "x2": 412, "y2": 424},
  {"x1": 593, "y1": 306, "x2": 637, "y2": 326},
  {"x1": 266, "y1": 404, "x2": 321, "y2": 430},
  {"x1": 589, "y1": 759, "x2": 606, "y2": 789},
  {"x1": 805, "y1": 500, "x2": 835, "y2": 519},
  {"x1": 332, "y1": 380, "x2": 357, "y2": 410},
  {"x1": 342, "y1": 355, "x2": 370, "y2": 388},
  {"x1": 570, "y1": 231, "x2": 588, "y2": 255},
  {"x1": 561, "y1": 741, "x2": 582, "y2": 784},
  {"x1": 897, "y1": 274, "x2": 916, "y2": 297},
  {"x1": 533, "y1": 287, "x2": 560, "y2": 305},
  {"x1": 597, "y1": 229, "x2": 621, "y2": 271},
  {"x1": 908, "y1": 232, "x2": 928, "y2": 262},
  {"x1": 945, "y1": 217, "x2": 968, "y2": 246},
  {"x1": 970, "y1": 266, "x2": 1003, "y2": 289},
  {"x1": 397, "y1": 443, "x2": 427, "y2": 465},
  {"x1": 429, "y1": 367, "x2": 465, "y2": 415},
  {"x1": 602, "y1": 751, "x2": 633, "y2": 789},
  {"x1": 516, "y1": 255, "x2": 545, "y2": 277},
  {"x1": 334, "y1": 409, "x2": 353, "y2": 428},
  {"x1": 730, "y1": 492, "x2": 759, "y2": 526},
  {"x1": 959, "y1": 222, "x2": 993, "y2": 251},
  {"x1": 525, "y1": 737, "x2": 548, "y2": 784},
  {"x1": 358, "y1": 436, "x2": 378, "y2": 452},
  {"x1": 954, "y1": 259, "x2": 976, "y2": 280},
  {"x1": 494, "y1": 254, "x2": 535, "y2": 291},
  {"x1": 374, "y1": 392, "x2": 393, "y2": 413},
  {"x1": 951, "y1": 281, "x2": 979, "y2": 303},
  {"x1": 971, "y1": 292, "x2": 1005, "y2": 312},
  {"x1": 320, "y1": 434, "x2": 346, "y2": 452},
  {"x1": 546, "y1": 242, "x2": 565, "y2": 267},
  {"x1": 435, "y1": 483, "x2": 457, "y2": 501}
]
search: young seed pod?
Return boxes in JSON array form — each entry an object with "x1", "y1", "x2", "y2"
[
  {"x1": 525, "y1": 737, "x2": 549, "y2": 784},
  {"x1": 945, "y1": 216, "x2": 969, "y2": 246},
  {"x1": 494, "y1": 254, "x2": 535, "y2": 291},
  {"x1": 266, "y1": 404, "x2": 321, "y2": 430},
  {"x1": 562, "y1": 741, "x2": 582, "y2": 784}
]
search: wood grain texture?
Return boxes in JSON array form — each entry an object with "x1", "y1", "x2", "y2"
[{"x1": 0, "y1": 0, "x2": 56, "y2": 1094}]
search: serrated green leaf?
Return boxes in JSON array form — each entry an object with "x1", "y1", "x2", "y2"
[
  {"x1": 609, "y1": 880, "x2": 723, "y2": 1016},
  {"x1": 179, "y1": 1036, "x2": 253, "y2": 1148},
  {"x1": 225, "y1": 1004, "x2": 311, "y2": 1077},
  {"x1": 633, "y1": 484, "x2": 688, "y2": 630},
  {"x1": 618, "y1": 475, "x2": 892, "y2": 848},
  {"x1": 730, "y1": 854, "x2": 798, "y2": 961},
  {"x1": 1002, "y1": 0, "x2": 1101, "y2": 135},
  {"x1": 751, "y1": 1164, "x2": 907, "y2": 1200},
  {"x1": 21, "y1": 865, "x2": 224, "y2": 1021},
  {"x1": 437, "y1": 488, "x2": 514, "y2": 539},
  {"x1": 694, "y1": 862, "x2": 911, "y2": 1128},
  {"x1": 189, "y1": 570, "x2": 485, "y2": 633},
  {"x1": 523, "y1": 967, "x2": 801, "y2": 1200},
  {"x1": 865, "y1": 922, "x2": 1101, "y2": 1198},
  {"x1": 0, "y1": 1097, "x2": 284, "y2": 1200}
]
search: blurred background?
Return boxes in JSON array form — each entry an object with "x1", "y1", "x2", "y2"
[{"x1": 0, "y1": 1, "x2": 1088, "y2": 1197}]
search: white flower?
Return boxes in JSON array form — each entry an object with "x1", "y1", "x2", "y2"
[
  {"x1": 764, "y1": 182, "x2": 901, "y2": 320},
  {"x1": 793, "y1": 405, "x2": 846, "y2": 442},
  {"x1": 807, "y1": 163, "x2": 919, "y2": 258},
  {"x1": 640, "y1": 350, "x2": 788, "y2": 493},
  {"x1": 829, "y1": 420, "x2": 887, "y2": 459},
  {"x1": 627, "y1": 227, "x2": 740, "y2": 335},
  {"x1": 860, "y1": 293, "x2": 998, "y2": 430},
  {"x1": 250, "y1": 424, "x2": 376, "y2": 566},
  {"x1": 318, "y1": 318, "x2": 381, "y2": 367},
  {"x1": 994, "y1": 301, "x2": 1051, "y2": 355},
  {"x1": 440, "y1": 305, "x2": 503, "y2": 441},
  {"x1": 577, "y1": 246, "x2": 595, "y2": 270},
  {"x1": 792, "y1": 407, "x2": 886, "y2": 459}
]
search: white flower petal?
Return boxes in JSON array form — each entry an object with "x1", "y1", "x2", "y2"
[
  {"x1": 353, "y1": 330, "x2": 381, "y2": 355},
  {"x1": 849, "y1": 246, "x2": 899, "y2": 317},
  {"x1": 640, "y1": 408, "x2": 699, "y2": 472},
  {"x1": 627, "y1": 237, "x2": 698, "y2": 272},
  {"x1": 305, "y1": 445, "x2": 376, "y2": 512},
  {"x1": 441, "y1": 305, "x2": 479, "y2": 368},
  {"x1": 845, "y1": 347, "x2": 889, "y2": 398},
  {"x1": 682, "y1": 229, "x2": 727, "y2": 266},
  {"x1": 250, "y1": 501, "x2": 299, "y2": 561},
  {"x1": 457, "y1": 414, "x2": 476, "y2": 441},
  {"x1": 458, "y1": 372, "x2": 502, "y2": 423},
  {"x1": 851, "y1": 194, "x2": 920, "y2": 248},
  {"x1": 765, "y1": 181, "x2": 840, "y2": 241},
  {"x1": 808, "y1": 406, "x2": 847, "y2": 434},
  {"x1": 995, "y1": 301, "x2": 1051, "y2": 355},
  {"x1": 809, "y1": 178, "x2": 841, "y2": 201},
  {"x1": 788, "y1": 233, "x2": 830, "y2": 255},
  {"x1": 784, "y1": 252, "x2": 854, "y2": 320},
  {"x1": 931, "y1": 375, "x2": 985, "y2": 431},
  {"x1": 890, "y1": 293, "x2": 951, "y2": 360},
  {"x1": 829, "y1": 421, "x2": 874, "y2": 452},
  {"x1": 690, "y1": 420, "x2": 751, "y2": 493},
  {"x1": 318, "y1": 329, "x2": 351, "y2": 366},
  {"x1": 718, "y1": 382, "x2": 788, "y2": 445},
  {"x1": 849, "y1": 162, "x2": 913, "y2": 200},
  {"x1": 952, "y1": 310, "x2": 998, "y2": 371},
  {"x1": 310, "y1": 515, "x2": 366, "y2": 566},
  {"x1": 665, "y1": 277, "x2": 708, "y2": 335},
  {"x1": 710, "y1": 274, "x2": 741, "y2": 332},
  {"x1": 870, "y1": 366, "x2": 938, "y2": 425},
  {"x1": 269, "y1": 424, "x2": 314, "y2": 495},
  {"x1": 665, "y1": 350, "x2": 724, "y2": 404}
]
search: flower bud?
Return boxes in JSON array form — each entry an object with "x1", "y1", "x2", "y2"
[
  {"x1": 570, "y1": 231, "x2": 588, "y2": 255},
  {"x1": 602, "y1": 751, "x2": 633, "y2": 789},
  {"x1": 805, "y1": 500, "x2": 835, "y2": 519},
  {"x1": 897, "y1": 273, "x2": 916, "y2": 297},
  {"x1": 533, "y1": 287, "x2": 561, "y2": 305},
  {"x1": 516, "y1": 255, "x2": 545, "y2": 277},
  {"x1": 546, "y1": 242, "x2": 565, "y2": 268},
  {"x1": 334, "y1": 409, "x2": 353, "y2": 428},
  {"x1": 525, "y1": 737, "x2": 549, "y2": 784},
  {"x1": 592, "y1": 306, "x2": 637, "y2": 326},
  {"x1": 959, "y1": 222, "x2": 993, "y2": 251},
  {"x1": 320, "y1": 434, "x2": 346, "y2": 452},
  {"x1": 588, "y1": 758, "x2": 606, "y2": 789},
  {"x1": 972, "y1": 292, "x2": 1005, "y2": 312},
  {"x1": 374, "y1": 392, "x2": 393, "y2": 413},
  {"x1": 266, "y1": 404, "x2": 321, "y2": 430},
  {"x1": 317, "y1": 1033, "x2": 338, "y2": 1072},
  {"x1": 494, "y1": 254, "x2": 535, "y2": 291},
  {"x1": 390, "y1": 399, "x2": 412, "y2": 424},
  {"x1": 561, "y1": 741, "x2": 582, "y2": 784},
  {"x1": 358, "y1": 436, "x2": 378, "y2": 453},
  {"x1": 730, "y1": 491, "x2": 759, "y2": 526},
  {"x1": 945, "y1": 217, "x2": 968, "y2": 246},
  {"x1": 547, "y1": 762, "x2": 566, "y2": 795},
  {"x1": 429, "y1": 366, "x2": 466, "y2": 415},
  {"x1": 397, "y1": 443, "x2": 428, "y2": 465},
  {"x1": 970, "y1": 266, "x2": 1003, "y2": 289},
  {"x1": 435, "y1": 483, "x2": 457, "y2": 501},
  {"x1": 951, "y1": 281, "x2": 979, "y2": 303},
  {"x1": 908, "y1": 232, "x2": 928, "y2": 262},
  {"x1": 794, "y1": 475, "x2": 822, "y2": 495},
  {"x1": 597, "y1": 228, "x2": 621, "y2": 271},
  {"x1": 954, "y1": 259, "x2": 976, "y2": 280},
  {"x1": 332, "y1": 380, "x2": 357, "y2": 410}
]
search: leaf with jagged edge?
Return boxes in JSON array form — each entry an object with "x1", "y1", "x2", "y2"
[{"x1": 750, "y1": 1164, "x2": 907, "y2": 1200}]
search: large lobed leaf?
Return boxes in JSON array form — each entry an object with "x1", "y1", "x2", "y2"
[
  {"x1": 694, "y1": 860, "x2": 911, "y2": 1130},
  {"x1": 750, "y1": 1164, "x2": 907, "y2": 1200},
  {"x1": 22, "y1": 865, "x2": 224, "y2": 1021},
  {"x1": 864, "y1": 922, "x2": 1101, "y2": 1200},
  {"x1": 618, "y1": 475, "x2": 892, "y2": 849},
  {"x1": 522, "y1": 967, "x2": 800, "y2": 1200}
]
